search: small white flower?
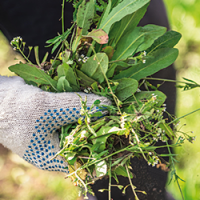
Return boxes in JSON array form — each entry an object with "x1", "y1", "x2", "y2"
[
  {"x1": 143, "y1": 51, "x2": 147, "y2": 56},
  {"x1": 142, "y1": 59, "x2": 146, "y2": 64}
]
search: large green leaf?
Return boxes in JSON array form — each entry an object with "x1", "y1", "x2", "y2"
[
  {"x1": 57, "y1": 76, "x2": 73, "y2": 92},
  {"x1": 111, "y1": 25, "x2": 166, "y2": 61},
  {"x1": 99, "y1": 0, "x2": 150, "y2": 34},
  {"x1": 9, "y1": 63, "x2": 57, "y2": 91},
  {"x1": 81, "y1": 53, "x2": 108, "y2": 83},
  {"x1": 109, "y1": 3, "x2": 149, "y2": 48},
  {"x1": 76, "y1": 69, "x2": 96, "y2": 87},
  {"x1": 113, "y1": 48, "x2": 179, "y2": 81},
  {"x1": 98, "y1": 0, "x2": 112, "y2": 28},
  {"x1": 135, "y1": 91, "x2": 166, "y2": 107},
  {"x1": 111, "y1": 27, "x2": 143, "y2": 61},
  {"x1": 115, "y1": 78, "x2": 138, "y2": 101},
  {"x1": 146, "y1": 30, "x2": 182, "y2": 54},
  {"x1": 136, "y1": 25, "x2": 166, "y2": 53},
  {"x1": 57, "y1": 63, "x2": 80, "y2": 91},
  {"x1": 77, "y1": 0, "x2": 95, "y2": 35}
]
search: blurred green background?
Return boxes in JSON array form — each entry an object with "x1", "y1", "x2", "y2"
[{"x1": 0, "y1": 0, "x2": 200, "y2": 199}]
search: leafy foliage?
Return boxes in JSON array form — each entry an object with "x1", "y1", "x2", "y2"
[{"x1": 8, "y1": 0, "x2": 195, "y2": 199}]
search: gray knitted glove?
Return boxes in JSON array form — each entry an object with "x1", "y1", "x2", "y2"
[{"x1": 0, "y1": 76, "x2": 111, "y2": 173}]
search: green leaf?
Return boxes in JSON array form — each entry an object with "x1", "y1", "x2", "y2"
[
  {"x1": 91, "y1": 126, "x2": 112, "y2": 152},
  {"x1": 114, "y1": 166, "x2": 133, "y2": 178},
  {"x1": 102, "y1": 46, "x2": 114, "y2": 60},
  {"x1": 135, "y1": 91, "x2": 166, "y2": 107},
  {"x1": 57, "y1": 63, "x2": 80, "y2": 91},
  {"x1": 113, "y1": 48, "x2": 179, "y2": 81},
  {"x1": 57, "y1": 76, "x2": 72, "y2": 92},
  {"x1": 76, "y1": 69, "x2": 96, "y2": 87},
  {"x1": 99, "y1": 0, "x2": 150, "y2": 34},
  {"x1": 115, "y1": 78, "x2": 138, "y2": 101},
  {"x1": 34, "y1": 46, "x2": 41, "y2": 67},
  {"x1": 146, "y1": 30, "x2": 182, "y2": 54},
  {"x1": 81, "y1": 53, "x2": 108, "y2": 83},
  {"x1": 46, "y1": 29, "x2": 71, "y2": 53},
  {"x1": 9, "y1": 63, "x2": 57, "y2": 91},
  {"x1": 85, "y1": 29, "x2": 108, "y2": 44},
  {"x1": 111, "y1": 25, "x2": 166, "y2": 61},
  {"x1": 159, "y1": 122, "x2": 176, "y2": 140},
  {"x1": 136, "y1": 25, "x2": 166, "y2": 53},
  {"x1": 98, "y1": 0, "x2": 112, "y2": 27},
  {"x1": 77, "y1": 0, "x2": 95, "y2": 35},
  {"x1": 109, "y1": 3, "x2": 149, "y2": 48}
]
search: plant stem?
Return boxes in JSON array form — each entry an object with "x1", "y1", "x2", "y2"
[
  {"x1": 108, "y1": 159, "x2": 112, "y2": 200},
  {"x1": 145, "y1": 77, "x2": 200, "y2": 87},
  {"x1": 168, "y1": 108, "x2": 200, "y2": 125},
  {"x1": 62, "y1": 0, "x2": 65, "y2": 34},
  {"x1": 17, "y1": 48, "x2": 32, "y2": 64},
  {"x1": 125, "y1": 164, "x2": 139, "y2": 200},
  {"x1": 166, "y1": 141, "x2": 184, "y2": 200},
  {"x1": 65, "y1": 145, "x2": 132, "y2": 177}
]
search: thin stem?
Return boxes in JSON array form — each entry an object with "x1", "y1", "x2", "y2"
[
  {"x1": 108, "y1": 159, "x2": 112, "y2": 200},
  {"x1": 145, "y1": 77, "x2": 200, "y2": 87},
  {"x1": 62, "y1": 0, "x2": 65, "y2": 34},
  {"x1": 17, "y1": 48, "x2": 32, "y2": 64},
  {"x1": 168, "y1": 108, "x2": 200, "y2": 125},
  {"x1": 125, "y1": 164, "x2": 139, "y2": 200},
  {"x1": 166, "y1": 141, "x2": 184, "y2": 200},
  {"x1": 74, "y1": 171, "x2": 88, "y2": 198},
  {"x1": 65, "y1": 145, "x2": 132, "y2": 177}
]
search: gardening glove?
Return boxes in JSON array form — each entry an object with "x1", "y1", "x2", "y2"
[{"x1": 0, "y1": 76, "x2": 111, "y2": 173}]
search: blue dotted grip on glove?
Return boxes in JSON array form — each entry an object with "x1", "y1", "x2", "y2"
[{"x1": 22, "y1": 106, "x2": 94, "y2": 173}]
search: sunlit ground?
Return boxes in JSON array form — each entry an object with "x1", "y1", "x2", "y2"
[{"x1": 1, "y1": 1, "x2": 200, "y2": 199}]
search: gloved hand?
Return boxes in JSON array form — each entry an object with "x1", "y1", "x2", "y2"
[{"x1": 0, "y1": 76, "x2": 111, "y2": 173}]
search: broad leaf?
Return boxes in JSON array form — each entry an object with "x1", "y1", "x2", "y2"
[
  {"x1": 77, "y1": 0, "x2": 95, "y2": 35},
  {"x1": 57, "y1": 76, "x2": 72, "y2": 92},
  {"x1": 113, "y1": 48, "x2": 179, "y2": 81},
  {"x1": 146, "y1": 30, "x2": 182, "y2": 54},
  {"x1": 91, "y1": 126, "x2": 113, "y2": 152},
  {"x1": 76, "y1": 69, "x2": 96, "y2": 87},
  {"x1": 57, "y1": 63, "x2": 80, "y2": 91},
  {"x1": 109, "y1": 3, "x2": 149, "y2": 48},
  {"x1": 85, "y1": 29, "x2": 108, "y2": 44},
  {"x1": 111, "y1": 25, "x2": 166, "y2": 61},
  {"x1": 98, "y1": 0, "x2": 112, "y2": 28},
  {"x1": 135, "y1": 91, "x2": 166, "y2": 107},
  {"x1": 9, "y1": 63, "x2": 57, "y2": 91},
  {"x1": 115, "y1": 78, "x2": 138, "y2": 101},
  {"x1": 81, "y1": 53, "x2": 108, "y2": 83},
  {"x1": 136, "y1": 25, "x2": 166, "y2": 53},
  {"x1": 99, "y1": 0, "x2": 150, "y2": 34}
]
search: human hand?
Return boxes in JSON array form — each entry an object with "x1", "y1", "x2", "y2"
[{"x1": 0, "y1": 76, "x2": 111, "y2": 173}]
